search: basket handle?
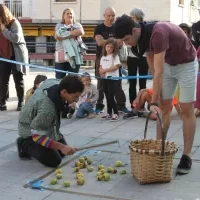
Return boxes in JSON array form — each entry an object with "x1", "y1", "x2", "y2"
[{"x1": 144, "y1": 112, "x2": 165, "y2": 156}]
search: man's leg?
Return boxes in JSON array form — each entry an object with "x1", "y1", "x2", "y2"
[
  {"x1": 176, "y1": 59, "x2": 198, "y2": 174},
  {"x1": 76, "y1": 104, "x2": 85, "y2": 118},
  {"x1": 18, "y1": 137, "x2": 62, "y2": 168}
]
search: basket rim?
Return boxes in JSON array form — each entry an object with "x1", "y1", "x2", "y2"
[{"x1": 129, "y1": 139, "x2": 178, "y2": 155}]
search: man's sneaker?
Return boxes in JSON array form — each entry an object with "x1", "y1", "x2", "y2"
[
  {"x1": 100, "y1": 114, "x2": 112, "y2": 120},
  {"x1": 123, "y1": 111, "x2": 138, "y2": 119},
  {"x1": 17, "y1": 137, "x2": 31, "y2": 160},
  {"x1": 176, "y1": 155, "x2": 192, "y2": 175},
  {"x1": 110, "y1": 114, "x2": 119, "y2": 122},
  {"x1": 118, "y1": 107, "x2": 130, "y2": 114}
]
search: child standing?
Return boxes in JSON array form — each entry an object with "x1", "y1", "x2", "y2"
[
  {"x1": 76, "y1": 72, "x2": 98, "y2": 119},
  {"x1": 99, "y1": 38, "x2": 121, "y2": 122},
  {"x1": 25, "y1": 75, "x2": 47, "y2": 103}
]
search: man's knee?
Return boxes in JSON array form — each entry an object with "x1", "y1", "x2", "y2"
[
  {"x1": 159, "y1": 99, "x2": 173, "y2": 114},
  {"x1": 180, "y1": 102, "x2": 195, "y2": 117}
]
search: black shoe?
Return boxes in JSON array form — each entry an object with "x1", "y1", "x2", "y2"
[
  {"x1": 17, "y1": 137, "x2": 31, "y2": 160},
  {"x1": 0, "y1": 105, "x2": 7, "y2": 111},
  {"x1": 176, "y1": 155, "x2": 192, "y2": 175},
  {"x1": 17, "y1": 102, "x2": 24, "y2": 111},
  {"x1": 123, "y1": 111, "x2": 138, "y2": 119}
]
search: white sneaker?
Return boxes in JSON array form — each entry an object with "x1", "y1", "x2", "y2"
[{"x1": 110, "y1": 114, "x2": 119, "y2": 122}]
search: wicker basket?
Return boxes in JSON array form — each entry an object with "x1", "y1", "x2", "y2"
[{"x1": 129, "y1": 112, "x2": 178, "y2": 184}]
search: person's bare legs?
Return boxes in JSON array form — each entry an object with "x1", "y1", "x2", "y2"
[
  {"x1": 179, "y1": 102, "x2": 196, "y2": 156},
  {"x1": 157, "y1": 99, "x2": 172, "y2": 140}
]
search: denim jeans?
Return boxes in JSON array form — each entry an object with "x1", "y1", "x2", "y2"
[{"x1": 76, "y1": 102, "x2": 94, "y2": 118}]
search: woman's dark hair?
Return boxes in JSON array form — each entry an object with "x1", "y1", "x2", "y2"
[
  {"x1": 59, "y1": 75, "x2": 84, "y2": 94},
  {"x1": 33, "y1": 75, "x2": 47, "y2": 91},
  {"x1": 102, "y1": 37, "x2": 119, "y2": 57},
  {"x1": 114, "y1": 14, "x2": 139, "y2": 39},
  {"x1": 0, "y1": 4, "x2": 14, "y2": 25}
]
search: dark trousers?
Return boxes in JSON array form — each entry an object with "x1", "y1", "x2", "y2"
[
  {"x1": 103, "y1": 79, "x2": 119, "y2": 115},
  {"x1": 0, "y1": 60, "x2": 24, "y2": 105},
  {"x1": 55, "y1": 62, "x2": 80, "y2": 79},
  {"x1": 95, "y1": 57, "x2": 126, "y2": 110},
  {"x1": 21, "y1": 136, "x2": 67, "y2": 168},
  {"x1": 127, "y1": 56, "x2": 148, "y2": 108}
]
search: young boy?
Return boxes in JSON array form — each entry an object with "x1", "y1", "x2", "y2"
[
  {"x1": 76, "y1": 72, "x2": 99, "y2": 119},
  {"x1": 123, "y1": 88, "x2": 182, "y2": 120}
]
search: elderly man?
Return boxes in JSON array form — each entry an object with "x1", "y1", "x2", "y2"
[
  {"x1": 123, "y1": 8, "x2": 149, "y2": 119},
  {"x1": 94, "y1": 7, "x2": 128, "y2": 114},
  {"x1": 114, "y1": 15, "x2": 198, "y2": 174}
]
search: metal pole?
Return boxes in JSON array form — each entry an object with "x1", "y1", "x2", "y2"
[{"x1": 79, "y1": 0, "x2": 82, "y2": 23}]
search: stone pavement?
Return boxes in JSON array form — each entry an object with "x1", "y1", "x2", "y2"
[{"x1": 0, "y1": 68, "x2": 200, "y2": 200}]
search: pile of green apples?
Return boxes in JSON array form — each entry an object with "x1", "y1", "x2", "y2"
[{"x1": 50, "y1": 157, "x2": 127, "y2": 187}]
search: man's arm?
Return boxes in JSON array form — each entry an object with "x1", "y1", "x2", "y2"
[
  {"x1": 151, "y1": 51, "x2": 165, "y2": 103},
  {"x1": 146, "y1": 52, "x2": 154, "y2": 75}
]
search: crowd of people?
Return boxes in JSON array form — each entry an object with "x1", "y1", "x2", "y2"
[{"x1": 0, "y1": 4, "x2": 199, "y2": 175}]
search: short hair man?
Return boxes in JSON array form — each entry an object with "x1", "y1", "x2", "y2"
[
  {"x1": 17, "y1": 75, "x2": 84, "y2": 167},
  {"x1": 94, "y1": 7, "x2": 128, "y2": 114},
  {"x1": 114, "y1": 15, "x2": 198, "y2": 174}
]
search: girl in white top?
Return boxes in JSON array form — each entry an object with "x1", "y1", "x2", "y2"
[{"x1": 99, "y1": 38, "x2": 121, "y2": 122}]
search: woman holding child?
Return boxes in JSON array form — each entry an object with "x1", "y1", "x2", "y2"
[{"x1": 54, "y1": 8, "x2": 86, "y2": 78}]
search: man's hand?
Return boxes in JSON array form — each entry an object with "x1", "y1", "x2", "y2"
[
  {"x1": 60, "y1": 145, "x2": 76, "y2": 155},
  {"x1": 95, "y1": 35, "x2": 104, "y2": 46},
  {"x1": 150, "y1": 105, "x2": 161, "y2": 114}
]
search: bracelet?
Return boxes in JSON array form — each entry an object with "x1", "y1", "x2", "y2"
[{"x1": 149, "y1": 102, "x2": 159, "y2": 107}]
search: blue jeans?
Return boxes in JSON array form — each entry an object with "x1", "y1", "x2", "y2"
[{"x1": 76, "y1": 102, "x2": 94, "y2": 118}]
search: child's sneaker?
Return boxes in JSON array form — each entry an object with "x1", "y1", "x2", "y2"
[
  {"x1": 100, "y1": 114, "x2": 112, "y2": 120},
  {"x1": 110, "y1": 114, "x2": 119, "y2": 122},
  {"x1": 87, "y1": 113, "x2": 96, "y2": 119}
]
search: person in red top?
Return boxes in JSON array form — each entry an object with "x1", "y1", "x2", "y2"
[{"x1": 114, "y1": 15, "x2": 198, "y2": 174}]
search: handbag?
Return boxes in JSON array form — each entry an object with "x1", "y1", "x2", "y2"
[{"x1": 55, "y1": 49, "x2": 68, "y2": 63}]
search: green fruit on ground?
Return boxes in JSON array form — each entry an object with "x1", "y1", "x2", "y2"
[
  {"x1": 56, "y1": 173, "x2": 62, "y2": 179},
  {"x1": 50, "y1": 179, "x2": 57, "y2": 185},
  {"x1": 79, "y1": 157, "x2": 85, "y2": 163},
  {"x1": 87, "y1": 166, "x2": 94, "y2": 172},
  {"x1": 87, "y1": 159, "x2": 92, "y2": 165},
  {"x1": 97, "y1": 172, "x2": 102, "y2": 176},
  {"x1": 98, "y1": 164, "x2": 104, "y2": 170},
  {"x1": 103, "y1": 173, "x2": 110, "y2": 181},
  {"x1": 83, "y1": 156, "x2": 88, "y2": 160},
  {"x1": 115, "y1": 160, "x2": 123, "y2": 167},
  {"x1": 100, "y1": 169, "x2": 105, "y2": 174},
  {"x1": 79, "y1": 163, "x2": 85, "y2": 169},
  {"x1": 77, "y1": 177, "x2": 85, "y2": 185},
  {"x1": 107, "y1": 167, "x2": 114, "y2": 173},
  {"x1": 76, "y1": 172, "x2": 84, "y2": 179},
  {"x1": 55, "y1": 169, "x2": 62, "y2": 174},
  {"x1": 73, "y1": 167, "x2": 80, "y2": 173},
  {"x1": 63, "y1": 180, "x2": 70, "y2": 187},
  {"x1": 120, "y1": 169, "x2": 127, "y2": 174},
  {"x1": 97, "y1": 175, "x2": 103, "y2": 181},
  {"x1": 75, "y1": 161, "x2": 81, "y2": 167}
]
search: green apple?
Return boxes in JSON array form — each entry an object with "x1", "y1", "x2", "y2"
[
  {"x1": 97, "y1": 175, "x2": 103, "y2": 181},
  {"x1": 115, "y1": 160, "x2": 123, "y2": 167},
  {"x1": 87, "y1": 159, "x2": 92, "y2": 165},
  {"x1": 100, "y1": 169, "x2": 105, "y2": 174},
  {"x1": 98, "y1": 164, "x2": 104, "y2": 170},
  {"x1": 63, "y1": 180, "x2": 70, "y2": 187},
  {"x1": 87, "y1": 166, "x2": 94, "y2": 172},
  {"x1": 55, "y1": 169, "x2": 62, "y2": 174},
  {"x1": 120, "y1": 169, "x2": 127, "y2": 174},
  {"x1": 73, "y1": 167, "x2": 80, "y2": 173},
  {"x1": 79, "y1": 157, "x2": 85, "y2": 163},
  {"x1": 103, "y1": 173, "x2": 110, "y2": 181},
  {"x1": 83, "y1": 156, "x2": 88, "y2": 160},
  {"x1": 50, "y1": 178, "x2": 57, "y2": 185},
  {"x1": 77, "y1": 177, "x2": 85, "y2": 185},
  {"x1": 56, "y1": 173, "x2": 62, "y2": 179},
  {"x1": 76, "y1": 172, "x2": 84, "y2": 179}
]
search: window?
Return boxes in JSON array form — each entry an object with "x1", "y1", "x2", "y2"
[{"x1": 179, "y1": 0, "x2": 184, "y2": 5}]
